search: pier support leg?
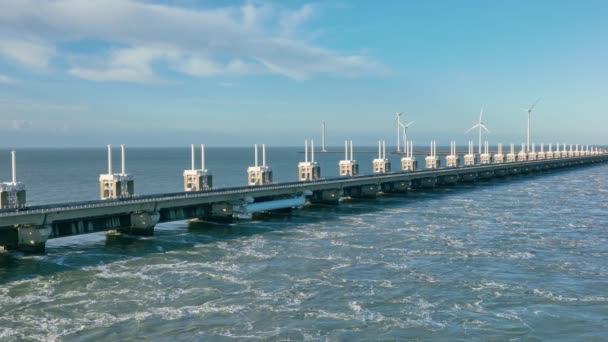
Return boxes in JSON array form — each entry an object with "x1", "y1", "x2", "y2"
[
  {"x1": 477, "y1": 170, "x2": 494, "y2": 180},
  {"x1": 0, "y1": 228, "x2": 18, "y2": 251},
  {"x1": 494, "y1": 168, "x2": 509, "y2": 177},
  {"x1": 509, "y1": 167, "x2": 521, "y2": 176},
  {"x1": 344, "y1": 185, "x2": 379, "y2": 199},
  {"x1": 410, "y1": 177, "x2": 437, "y2": 189},
  {"x1": 436, "y1": 175, "x2": 459, "y2": 186},
  {"x1": 381, "y1": 181, "x2": 410, "y2": 193},
  {"x1": 121, "y1": 211, "x2": 160, "y2": 236},
  {"x1": 309, "y1": 189, "x2": 342, "y2": 205},
  {"x1": 206, "y1": 202, "x2": 235, "y2": 222},
  {"x1": 17, "y1": 225, "x2": 52, "y2": 253},
  {"x1": 460, "y1": 172, "x2": 478, "y2": 183}
]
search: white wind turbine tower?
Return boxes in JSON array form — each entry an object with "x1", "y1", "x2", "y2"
[
  {"x1": 466, "y1": 108, "x2": 490, "y2": 154},
  {"x1": 395, "y1": 112, "x2": 402, "y2": 152},
  {"x1": 522, "y1": 98, "x2": 541, "y2": 152},
  {"x1": 399, "y1": 119, "x2": 415, "y2": 152}
]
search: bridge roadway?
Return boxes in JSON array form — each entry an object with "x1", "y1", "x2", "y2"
[{"x1": 1, "y1": 154, "x2": 607, "y2": 253}]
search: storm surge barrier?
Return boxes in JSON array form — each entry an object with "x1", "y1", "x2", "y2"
[{"x1": 1, "y1": 153, "x2": 607, "y2": 253}]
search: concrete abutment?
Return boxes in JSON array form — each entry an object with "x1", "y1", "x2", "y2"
[
  {"x1": 411, "y1": 177, "x2": 437, "y2": 189},
  {"x1": 344, "y1": 184, "x2": 379, "y2": 199},
  {"x1": 309, "y1": 189, "x2": 343, "y2": 205},
  {"x1": 381, "y1": 181, "x2": 411, "y2": 193},
  {"x1": 118, "y1": 211, "x2": 160, "y2": 236},
  {"x1": 17, "y1": 225, "x2": 52, "y2": 253}
]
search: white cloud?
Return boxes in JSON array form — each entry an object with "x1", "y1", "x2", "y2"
[
  {"x1": 0, "y1": 74, "x2": 13, "y2": 84},
  {"x1": 219, "y1": 81, "x2": 240, "y2": 88},
  {"x1": 11, "y1": 119, "x2": 32, "y2": 131},
  {"x1": 69, "y1": 46, "x2": 167, "y2": 83},
  {"x1": 0, "y1": 0, "x2": 381, "y2": 82},
  {"x1": 0, "y1": 97, "x2": 88, "y2": 134},
  {"x1": 0, "y1": 38, "x2": 55, "y2": 70},
  {"x1": 0, "y1": 97, "x2": 88, "y2": 112},
  {"x1": 279, "y1": 4, "x2": 316, "y2": 38},
  {"x1": 172, "y1": 56, "x2": 261, "y2": 77}
]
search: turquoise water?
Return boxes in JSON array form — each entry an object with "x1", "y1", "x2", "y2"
[{"x1": 1, "y1": 148, "x2": 607, "y2": 340}]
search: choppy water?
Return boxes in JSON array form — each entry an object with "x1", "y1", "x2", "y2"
[{"x1": 1, "y1": 148, "x2": 607, "y2": 340}]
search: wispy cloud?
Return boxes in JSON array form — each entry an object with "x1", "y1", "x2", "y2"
[
  {"x1": 0, "y1": 97, "x2": 89, "y2": 134},
  {"x1": 0, "y1": 98, "x2": 89, "y2": 112},
  {"x1": 0, "y1": 74, "x2": 13, "y2": 84},
  {"x1": 10, "y1": 119, "x2": 32, "y2": 131},
  {"x1": 0, "y1": 0, "x2": 382, "y2": 83},
  {"x1": 219, "y1": 81, "x2": 240, "y2": 88},
  {"x1": 278, "y1": 4, "x2": 316, "y2": 38},
  {"x1": 0, "y1": 38, "x2": 55, "y2": 70},
  {"x1": 68, "y1": 46, "x2": 166, "y2": 83}
]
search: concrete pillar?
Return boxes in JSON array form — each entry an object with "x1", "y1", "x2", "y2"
[
  {"x1": 436, "y1": 175, "x2": 459, "y2": 185},
  {"x1": 410, "y1": 177, "x2": 437, "y2": 189},
  {"x1": 184, "y1": 171, "x2": 212, "y2": 191},
  {"x1": 0, "y1": 186, "x2": 26, "y2": 209},
  {"x1": 445, "y1": 155, "x2": 459, "y2": 168},
  {"x1": 463, "y1": 154, "x2": 477, "y2": 166},
  {"x1": 381, "y1": 181, "x2": 410, "y2": 193},
  {"x1": 460, "y1": 172, "x2": 478, "y2": 182},
  {"x1": 309, "y1": 189, "x2": 342, "y2": 204},
  {"x1": 247, "y1": 166, "x2": 273, "y2": 185},
  {"x1": 298, "y1": 162, "x2": 321, "y2": 181},
  {"x1": 344, "y1": 185, "x2": 378, "y2": 199},
  {"x1": 425, "y1": 156, "x2": 441, "y2": 169},
  {"x1": 203, "y1": 202, "x2": 236, "y2": 222},
  {"x1": 372, "y1": 159, "x2": 391, "y2": 174},
  {"x1": 339, "y1": 160, "x2": 359, "y2": 176},
  {"x1": 100, "y1": 175, "x2": 134, "y2": 200},
  {"x1": 17, "y1": 225, "x2": 52, "y2": 253},
  {"x1": 477, "y1": 170, "x2": 494, "y2": 179},
  {"x1": 120, "y1": 211, "x2": 160, "y2": 236}
]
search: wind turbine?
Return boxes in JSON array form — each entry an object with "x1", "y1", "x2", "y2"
[
  {"x1": 466, "y1": 108, "x2": 490, "y2": 154},
  {"x1": 399, "y1": 120, "x2": 415, "y2": 152},
  {"x1": 395, "y1": 112, "x2": 402, "y2": 152},
  {"x1": 522, "y1": 98, "x2": 541, "y2": 152}
]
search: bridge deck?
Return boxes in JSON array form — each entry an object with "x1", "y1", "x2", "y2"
[{"x1": 0, "y1": 154, "x2": 606, "y2": 251}]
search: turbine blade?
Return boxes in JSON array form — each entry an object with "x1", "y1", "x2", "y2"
[
  {"x1": 481, "y1": 124, "x2": 490, "y2": 133},
  {"x1": 466, "y1": 124, "x2": 479, "y2": 133},
  {"x1": 479, "y1": 107, "x2": 483, "y2": 122},
  {"x1": 405, "y1": 120, "x2": 415, "y2": 127},
  {"x1": 530, "y1": 97, "x2": 542, "y2": 110}
]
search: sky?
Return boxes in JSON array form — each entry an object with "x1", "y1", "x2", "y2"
[{"x1": 0, "y1": 0, "x2": 607, "y2": 148}]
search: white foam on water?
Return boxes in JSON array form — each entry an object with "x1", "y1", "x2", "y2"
[
  {"x1": 205, "y1": 272, "x2": 252, "y2": 287},
  {"x1": 330, "y1": 240, "x2": 374, "y2": 249},
  {"x1": 382, "y1": 261, "x2": 409, "y2": 270},
  {"x1": 2, "y1": 298, "x2": 252, "y2": 341},
  {"x1": 467, "y1": 280, "x2": 514, "y2": 292},
  {"x1": 348, "y1": 300, "x2": 362, "y2": 313},
  {"x1": 91, "y1": 263, "x2": 155, "y2": 281},
  {"x1": 217, "y1": 326, "x2": 280, "y2": 340},
  {"x1": 531, "y1": 289, "x2": 578, "y2": 303},
  {"x1": 0, "y1": 277, "x2": 59, "y2": 306},
  {"x1": 304, "y1": 309, "x2": 358, "y2": 322},
  {"x1": 379, "y1": 280, "x2": 393, "y2": 288},
  {"x1": 214, "y1": 236, "x2": 279, "y2": 261}
]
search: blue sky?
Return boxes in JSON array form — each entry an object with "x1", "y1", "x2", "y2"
[{"x1": 0, "y1": 0, "x2": 607, "y2": 147}]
